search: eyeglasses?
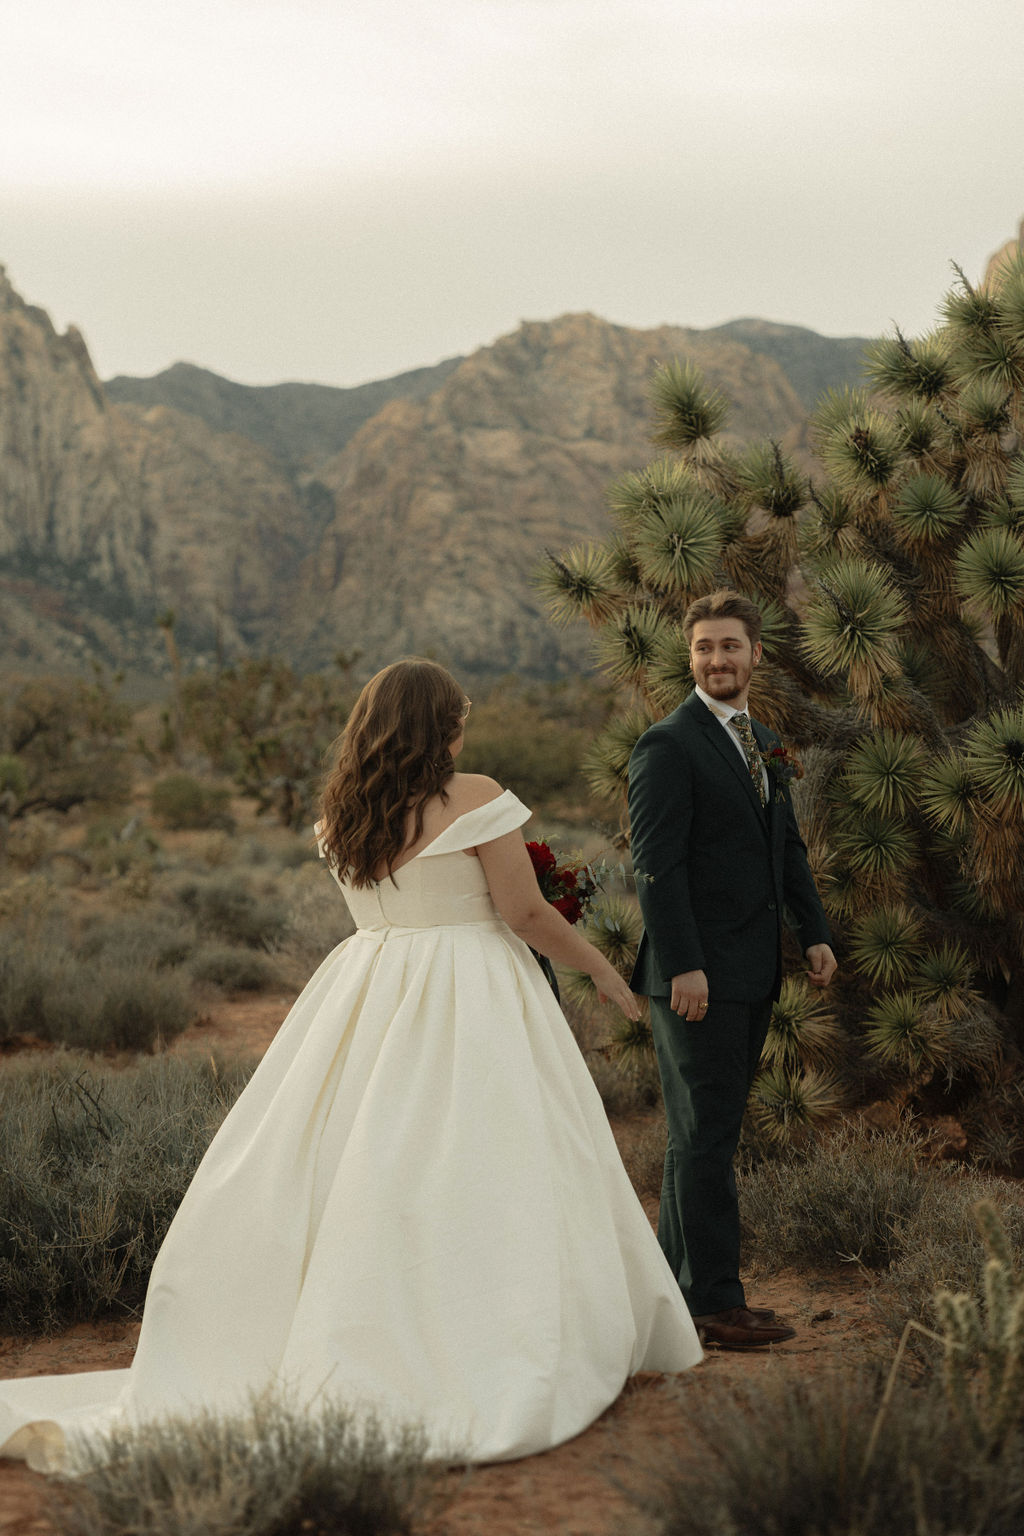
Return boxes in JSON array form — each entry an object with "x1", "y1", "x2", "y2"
[{"x1": 460, "y1": 700, "x2": 472, "y2": 721}]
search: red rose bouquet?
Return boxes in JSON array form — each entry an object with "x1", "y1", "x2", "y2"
[
  {"x1": 526, "y1": 840, "x2": 600, "y2": 926},
  {"x1": 525, "y1": 840, "x2": 603, "y2": 1000}
]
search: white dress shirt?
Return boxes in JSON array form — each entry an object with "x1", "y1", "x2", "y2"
[{"x1": 694, "y1": 685, "x2": 770, "y2": 800}]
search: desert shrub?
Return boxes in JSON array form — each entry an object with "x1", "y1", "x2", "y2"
[
  {"x1": 0, "y1": 1053, "x2": 254, "y2": 1332},
  {"x1": 151, "y1": 773, "x2": 235, "y2": 831},
  {"x1": 173, "y1": 872, "x2": 288, "y2": 948},
  {"x1": 737, "y1": 1122, "x2": 1024, "y2": 1346},
  {"x1": 0, "y1": 930, "x2": 193, "y2": 1051},
  {"x1": 190, "y1": 943, "x2": 280, "y2": 992},
  {"x1": 628, "y1": 1367, "x2": 1024, "y2": 1536},
  {"x1": 49, "y1": 1394, "x2": 448, "y2": 1536},
  {"x1": 877, "y1": 1172, "x2": 1024, "y2": 1349},
  {"x1": 77, "y1": 910, "x2": 199, "y2": 970},
  {"x1": 738, "y1": 1124, "x2": 928, "y2": 1270},
  {"x1": 81, "y1": 817, "x2": 161, "y2": 880}
]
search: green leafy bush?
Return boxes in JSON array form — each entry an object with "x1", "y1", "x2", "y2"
[{"x1": 0, "y1": 1053, "x2": 253, "y2": 1332}]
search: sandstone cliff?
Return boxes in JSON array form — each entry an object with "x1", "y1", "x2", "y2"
[
  {"x1": 293, "y1": 313, "x2": 822, "y2": 676},
  {"x1": 0, "y1": 266, "x2": 870, "y2": 681}
]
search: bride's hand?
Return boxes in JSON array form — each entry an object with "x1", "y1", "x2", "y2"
[{"x1": 595, "y1": 963, "x2": 642, "y2": 1021}]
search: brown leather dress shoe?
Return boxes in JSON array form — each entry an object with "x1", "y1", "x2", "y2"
[{"x1": 691, "y1": 1307, "x2": 796, "y2": 1348}]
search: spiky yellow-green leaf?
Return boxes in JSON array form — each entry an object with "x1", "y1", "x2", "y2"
[
  {"x1": 762, "y1": 977, "x2": 842, "y2": 1071},
  {"x1": 750, "y1": 1064, "x2": 843, "y2": 1146},
  {"x1": 848, "y1": 905, "x2": 925, "y2": 987},
  {"x1": 865, "y1": 331, "x2": 952, "y2": 401},
  {"x1": 891, "y1": 474, "x2": 964, "y2": 547},
  {"x1": 644, "y1": 625, "x2": 695, "y2": 714},
  {"x1": 962, "y1": 707, "x2": 1024, "y2": 810},
  {"x1": 863, "y1": 991, "x2": 951, "y2": 1077},
  {"x1": 920, "y1": 756, "x2": 978, "y2": 835},
  {"x1": 801, "y1": 560, "x2": 907, "y2": 691},
  {"x1": 592, "y1": 604, "x2": 666, "y2": 685},
  {"x1": 536, "y1": 545, "x2": 621, "y2": 627},
  {"x1": 843, "y1": 731, "x2": 926, "y2": 817},
  {"x1": 632, "y1": 495, "x2": 721, "y2": 594},
  {"x1": 605, "y1": 459, "x2": 698, "y2": 529},
  {"x1": 956, "y1": 528, "x2": 1024, "y2": 617},
  {"x1": 831, "y1": 809, "x2": 916, "y2": 880},
  {"x1": 648, "y1": 360, "x2": 729, "y2": 453},
  {"x1": 581, "y1": 709, "x2": 654, "y2": 803}
]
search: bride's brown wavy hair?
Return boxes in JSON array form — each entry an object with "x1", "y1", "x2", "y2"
[{"x1": 318, "y1": 658, "x2": 467, "y2": 887}]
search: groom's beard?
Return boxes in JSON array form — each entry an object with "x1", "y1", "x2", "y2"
[{"x1": 701, "y1": 667, "x2": 749, "y2": 702}]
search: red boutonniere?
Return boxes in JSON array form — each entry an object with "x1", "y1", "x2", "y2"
[{"x1": 760, "y1": 744, "x2": 805, "y2": 802}]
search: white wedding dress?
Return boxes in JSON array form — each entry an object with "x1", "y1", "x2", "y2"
[{"x1": 0, "y1": 791, "x2": 700, "y2": 1472}]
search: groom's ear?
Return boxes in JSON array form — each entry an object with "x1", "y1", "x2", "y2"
[{"x1": 752, "y1": 641, "x2": 763, "y2": 667}]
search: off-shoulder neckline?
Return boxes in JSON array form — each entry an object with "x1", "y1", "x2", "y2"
[{"x1": 380, "y1": 789, "x2": 521, "y2": 875}]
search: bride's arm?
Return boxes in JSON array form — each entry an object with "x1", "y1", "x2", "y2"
[{"x1": 476, "y1": 831, "x2": 641, "y2": 1019}]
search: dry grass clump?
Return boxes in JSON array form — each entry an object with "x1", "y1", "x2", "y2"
[
  {"x1": 0, "y1": 925, "x2": 194, "y2": 1051},
  {"x1": 737, "y1": 1121, "x2": 1024, "y2": 1349},
  {"x1": 0, "y1": 1052, "x2": 253, "y2": 1332},
  {"x1": 49, "y1": 1393, "x2": 449, "y2": 1536},
  {"x1": 189, "y1": 943, "x2": 281, "y2": 992},
  {"x1": 172, "y1": 872, "x2": 289, "y2": 949},
  {"x1": 626, "y1": 1366, "x2": 1024, "y2": 1536}
]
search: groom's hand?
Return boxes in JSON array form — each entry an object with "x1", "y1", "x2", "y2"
[
  {"x1": 670, "y1": 970, "x2": 709, "y2": 1020},
  {"x1": 805, "y1": 944, "x2": 837, "y2": 988}
]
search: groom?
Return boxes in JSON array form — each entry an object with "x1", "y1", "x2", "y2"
[{"x1": 628, "y1": 589, "x2": 836, "y2": 1348}]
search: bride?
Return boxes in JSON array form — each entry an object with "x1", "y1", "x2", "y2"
[{"x1": 0, "y1": 658, "x2": 700, "y2": 1472}]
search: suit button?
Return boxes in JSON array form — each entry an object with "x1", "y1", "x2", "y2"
[{"x1": 767, "y1": 900, "x2": 777, "y2": 911}]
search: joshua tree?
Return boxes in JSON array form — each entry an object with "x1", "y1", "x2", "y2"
[{"x1": 541, "y1": 252, "x2": 1024, "y2": 1162}]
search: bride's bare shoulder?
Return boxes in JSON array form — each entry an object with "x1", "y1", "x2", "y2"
[{"x1": 445, "y1": 774, "x2": 505, "y2": 814}]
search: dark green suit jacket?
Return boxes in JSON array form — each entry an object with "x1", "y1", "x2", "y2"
[{"x1": 627, "y1": 691, "x2": 830, "y2": 1002}]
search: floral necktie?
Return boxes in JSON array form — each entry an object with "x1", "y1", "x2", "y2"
[{"x1": 731, "y1": 712, "x2": 767, "y2": 807}]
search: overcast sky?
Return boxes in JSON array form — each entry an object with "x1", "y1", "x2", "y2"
[{"x1": 2, "y1": 0, "x2": 1021, "y2": 388}]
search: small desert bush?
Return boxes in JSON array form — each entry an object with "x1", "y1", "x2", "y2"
[
  {"x1": 0, "y1": 1052, "x2": 254, "y2": 1332},
  {"x1": 738, "y1": 1124, "x2": 928, "y2": 1270},
  {"x1": 77, "y1": 909, "x2": 199, "y2": 971},
  {"x1": 173, "y1": 872, "x2": 289, "y2": 949},
  {"x1": 738, "y1": 1122, "x2": 1024, "y2": 1346},
  {"x1": 190, "y1": 943, "x2": 280, "y2": 992},
  {"x1": 0, "y1": 929, "x2": 193, "y2": 1051},
  {"x1": 151, "y1": 773, "x2": 235, "y2": 831},
  {"x1": 628, "y1": 1367, "x2": 1024, "y2": 1536},
  {"x1": 49, "y1": 1394, "x2": 448, "y2": 1536}
]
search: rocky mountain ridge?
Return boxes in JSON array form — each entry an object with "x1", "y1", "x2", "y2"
[{"x1": 0, "y1": 264, "x2": 870, "y2": 682}]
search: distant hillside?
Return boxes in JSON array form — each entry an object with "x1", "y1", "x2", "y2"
[
  {"x1": 709, "y1": 319, "x2": 869, "y2": 410},
  {"x1": 0, "y1": 263, "x2": 873, "y2": 683},
  {"x1": 105, "y1": 355, "x2": 464, "y2": 468}
]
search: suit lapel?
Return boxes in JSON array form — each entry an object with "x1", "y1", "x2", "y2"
[{"x1": 677, "y1": 693, "x2": 770, "y2": 831}]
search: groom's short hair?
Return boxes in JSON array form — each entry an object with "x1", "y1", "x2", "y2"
[{"x1": 683, "y1": 589, "x2": 763, "y2": 646}]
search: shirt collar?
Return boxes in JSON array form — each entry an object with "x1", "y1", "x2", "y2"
[{"x1": 695, "y1": 684, "x2": 749, "y2": 722}]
